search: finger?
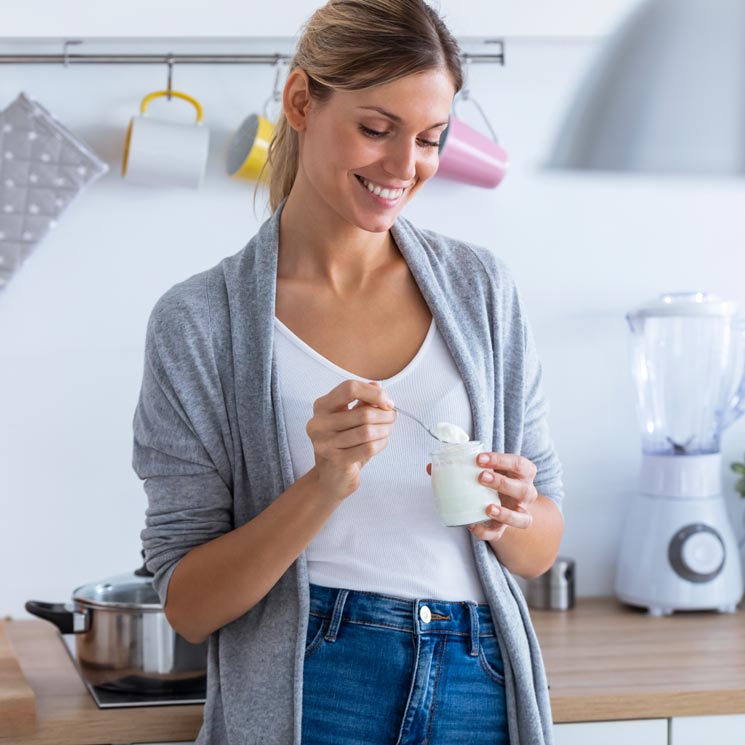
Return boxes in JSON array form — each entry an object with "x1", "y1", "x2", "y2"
[
  {"x1": 468, "y1": 520, "x2": 507, "y2": 542},
  {"x1": 475, "y1": 452, "x2": 537, "y2": 480},
  {"x1": 330, "y1": 423, "x2": 394, "y2": 450},
  {"x1": 478, "y1": 470, "x2": 536, "y2": 505},
  {"x1": 337, "y1": 437, "x2": 390, "y2": 460},
  {"x1": 484, "y1": 503, "x2": 533, "y2": 530},
  {"x1": 321, "y1": 404, "x2": 397, "y2": 433},
  {"x1": 315, "y1": 379, "x2": 394, "y2": 415}
]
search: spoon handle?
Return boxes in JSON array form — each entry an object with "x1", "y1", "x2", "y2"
[{"x1": 393, "y1": 406, "x2": 441, "y2": 442}]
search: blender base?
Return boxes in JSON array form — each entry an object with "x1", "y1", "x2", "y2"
[
  {"x1": 615, "y1": 464, "x2": 743, "y2": 615},
  {"x1": 616, "y1": 597, "x2": 739, "y2": 617}
]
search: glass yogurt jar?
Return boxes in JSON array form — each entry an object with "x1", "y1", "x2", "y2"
[{"x1": 430, "y1": 440, "x2": 501, "y2": 527}]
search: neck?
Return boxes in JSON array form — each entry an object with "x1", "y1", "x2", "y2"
[{"x1": 276, "y1": 178, "x2": 400, "y2": 296}]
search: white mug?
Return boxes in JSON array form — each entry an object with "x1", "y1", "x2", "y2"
[{"x1": 122, "y1": 90, "x2": 209, "y2": 189}]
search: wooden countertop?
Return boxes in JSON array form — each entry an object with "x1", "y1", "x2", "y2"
[
  {"x1": 532, "y1": 596, "x2": 745, "y2": 723},
  {"x1": 0, "y1": 618, "x2": 203, "y2": 744},
  {"x1": 2, "y1": 597, "x2": 745, "y2": 743}
]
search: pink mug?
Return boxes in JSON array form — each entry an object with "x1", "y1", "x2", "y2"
[{"x1": 436, "y1": 115, "x2": 508, "y2": 189}]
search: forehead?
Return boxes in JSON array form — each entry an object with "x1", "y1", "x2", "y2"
[{"x1": 331, "y1": 69, "x2": 455, "y2": 125}]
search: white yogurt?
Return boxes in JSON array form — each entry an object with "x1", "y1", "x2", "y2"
[
  {"x1": 431, "y1": 421, "x2": 469, "y2": 444},
  {"x1": 429, "y1": 440, "x2": 500, "y2": 527}
]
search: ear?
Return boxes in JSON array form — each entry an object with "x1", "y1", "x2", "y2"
[{"x1": 283, "y1": 68, "x2": 313, "y2": 133}]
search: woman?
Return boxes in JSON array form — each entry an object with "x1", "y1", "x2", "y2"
[{"x1": 134, "y1": 1, "x2": 564, "y2": 743}]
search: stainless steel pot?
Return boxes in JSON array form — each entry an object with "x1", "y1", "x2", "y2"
[{"x1": 26, "y1": 554, "x2": 207, "y2": 694}]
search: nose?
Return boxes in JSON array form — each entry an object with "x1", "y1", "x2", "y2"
[{"x1": 382, "y1": 136, "x2": 417, "y2": 184}]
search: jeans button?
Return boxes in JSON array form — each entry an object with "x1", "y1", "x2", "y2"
[{"x1": 419, "y1": 605, "x2": 432, "y2": 623}]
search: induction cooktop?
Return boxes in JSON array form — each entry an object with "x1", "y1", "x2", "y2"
[{"x1": 61, "y1": 634, "x2": 206, "y2": 708}]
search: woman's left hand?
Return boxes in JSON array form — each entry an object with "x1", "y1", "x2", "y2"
[
  {"x1": 470, "y1": 452, "x2": 538, "y2": 541},
  {"x1": 427, "y1": 453, "x2": 538, "y2": 542}
]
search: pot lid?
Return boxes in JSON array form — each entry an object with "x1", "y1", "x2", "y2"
[
  {"x1": 630, "y1": 292, "x2": 737, "y2": 319},
  {"x1": 72, "y1": 571, "x2": 161, "y2": 610}
]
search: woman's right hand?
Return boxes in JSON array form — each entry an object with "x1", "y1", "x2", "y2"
[{"x1": 306, "y1": 379, "x2": 397, "y2": 502}]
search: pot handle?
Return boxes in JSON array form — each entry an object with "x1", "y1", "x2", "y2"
[{"x1": 25, "y1": 600, "x2": 89, "y2": 634}]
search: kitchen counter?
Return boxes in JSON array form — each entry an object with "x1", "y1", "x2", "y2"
[
  {"x1": 2, "y1": 596, "x2": 745, "y2": 743},
  {"x1": 0, "y1": 618, "x2": 203, "y2": 744},
  {"x1": 532, "y1": 596, "x2": 745, "y2": 723}
]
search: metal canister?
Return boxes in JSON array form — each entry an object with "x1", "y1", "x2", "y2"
[{"x1": 526, "y1": 557, "x2": 575, "y2": 611}]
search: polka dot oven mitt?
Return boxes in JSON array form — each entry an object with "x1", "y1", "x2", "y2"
[{"x1": 0, "y1": 92, "x2": 108, "y2": 289}]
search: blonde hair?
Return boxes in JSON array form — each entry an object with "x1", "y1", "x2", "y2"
[{"x1": 260, "y1": 0, "x2": 463, "y2": 212}]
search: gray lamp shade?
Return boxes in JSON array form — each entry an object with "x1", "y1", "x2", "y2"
[{"x1": 547, "y1": 0, "x2": 745, "y2": 174}]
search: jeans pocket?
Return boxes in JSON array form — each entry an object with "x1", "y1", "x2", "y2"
[
  {"x1": 478, "y1": 634, "x2": 506, "y2": 687},
  {"x1": 304, "y1": 613, "x2": 328, "y2": 660}
]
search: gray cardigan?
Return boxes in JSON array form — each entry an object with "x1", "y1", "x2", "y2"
[{"x1": 133, "y1": 199, "x2": 564, "y2": 745}]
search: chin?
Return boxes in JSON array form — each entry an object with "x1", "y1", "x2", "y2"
[
  {"x1": 331, "y1": 193, "x2": 405, "y2": 234},
  {"x1": 348, "y1": 187, "x2": 420, "y2": 233},
  {"x1": 354, "y1": 211, "x2": 402, "y2": 234}
]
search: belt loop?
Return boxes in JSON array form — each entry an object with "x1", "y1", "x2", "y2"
[
  {"x1": 466, "y1": 602, "x2": 479, "y2": 656},
  {"x1": 412, "y1": 599, "x2": 422, "y2": 637},
  {"x1": 325, "y1": 589, "x2": 349, "y2": 642}
]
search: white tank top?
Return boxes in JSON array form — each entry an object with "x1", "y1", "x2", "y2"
[{"x1": 273, "y1": 315, "x2": 487, "y2": 602}]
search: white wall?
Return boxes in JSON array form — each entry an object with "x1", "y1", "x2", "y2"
[
  {"x1": 5, "y1": 0, "x2": 641, "y2": 38},
  {"x1": 2, "y1": 7, "x2": 745, "y2": 618}
]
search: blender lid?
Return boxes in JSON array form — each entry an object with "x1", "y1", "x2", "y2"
[
  {"x1": 72, "y1": 571, "x2": 162, "y2": 610},
  {"x1": 630, "y1": 292, "x2": 738, "y2": 318}
]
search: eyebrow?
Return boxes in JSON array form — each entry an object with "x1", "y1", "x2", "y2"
[{"x1": 357, "y1": 106, "x2": 449, "y2": 129}]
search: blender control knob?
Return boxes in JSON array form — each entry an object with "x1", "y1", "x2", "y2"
[{"x1": 668, "y1": 524, "x2": 726, "y2": 583}]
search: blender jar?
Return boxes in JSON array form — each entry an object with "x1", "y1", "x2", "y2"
[{"x1": 626, "y1": 292, "x2": 745, "y2": 455}]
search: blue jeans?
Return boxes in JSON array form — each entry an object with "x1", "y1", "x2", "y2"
[{"x1": 301, "y1": 583, "x2": 509, "y2": 745}]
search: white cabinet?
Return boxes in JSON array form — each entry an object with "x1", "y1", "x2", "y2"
[
  {"x1": 554, "y1": 714, "x2": 745, "y2": 745},
  {"x1": 671, "y1": 714, "x2": 745, "y2": 745},
  {"x1": 5, "y1": 0, "x2": 640, "y2": 39},
  {"x1": 554, "y1": 719, "x2": 668, "y2": 745}
]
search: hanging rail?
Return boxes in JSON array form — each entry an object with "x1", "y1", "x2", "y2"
[{"x1": 0, "y1": 44, "x2": 504, "y2": 66}]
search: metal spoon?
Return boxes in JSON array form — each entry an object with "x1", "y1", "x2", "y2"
[{"x1": 393, "y1": 406, "x2": 446, "y2": 443}]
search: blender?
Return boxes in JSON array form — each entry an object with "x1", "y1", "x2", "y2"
[{"x1": 615, "y1": 292, "x2": 745, "y2": 616}]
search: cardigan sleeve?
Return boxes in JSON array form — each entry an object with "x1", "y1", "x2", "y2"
[
  {"x1": 132, "y1": 279, "x2": 234, "y2": 608},
  {"x1": 516, "y1": 290, "x2": 565, "y2": 513},
  {"x1": 465, "y1": 241, "x2": 565, "y2": 513}
]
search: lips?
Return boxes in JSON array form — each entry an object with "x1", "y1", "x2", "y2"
[{"x1": 355, "y1": 174, "x2": 405, "y2": 200}]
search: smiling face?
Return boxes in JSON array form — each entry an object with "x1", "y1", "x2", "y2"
[{"x1": 286, "y1": 68, "x2": 456, "y2": 234}]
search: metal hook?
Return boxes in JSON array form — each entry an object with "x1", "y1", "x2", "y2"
[
  {"x1": 166, "y1": 54, "x2": 175, "y2": 100},
  {"x1": 459, "y1": 54, "x2": 472, "y2": 102},
  {"x1": 263, "y1": 55, "x2": 286, "y2": 119},
  {"x1": 62, "y1": 40, "x2": 82, "y2": 69},
  {"x1": 453, "y1": 53, "x2": 498, "y2": 143},
  {"x1": 271, "y1": 55, "x2": 284, "y2": 101}
]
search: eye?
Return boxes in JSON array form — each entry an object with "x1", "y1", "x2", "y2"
[
  {"x1": 359, "y1": 125, "x2": 387, "y2": 138},
  {"x1": 359, "y1": 124, "x2": 439, "y2": 149}
]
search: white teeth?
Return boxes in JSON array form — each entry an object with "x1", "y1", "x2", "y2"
[{"x1": 359, "y1": 176, "x2": 403, "y2": 199}]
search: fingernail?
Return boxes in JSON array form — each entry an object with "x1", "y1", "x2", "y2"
[
  {"x1": 489, "y1": 506, "x2": 500, "y2": 517},
  {"x1": 478, "y1": 454, "x2": 489, "y2": 465},
  {"x1": 481, "y1": 471, "x2": 494, "y2": 483},
  {"x1": 384, "y1": 398, "x2": 395, "y2": 408}
]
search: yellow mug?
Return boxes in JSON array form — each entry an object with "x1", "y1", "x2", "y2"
[{"x1": 226, "y1": 114, "x2": 275, "y2": 182}]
